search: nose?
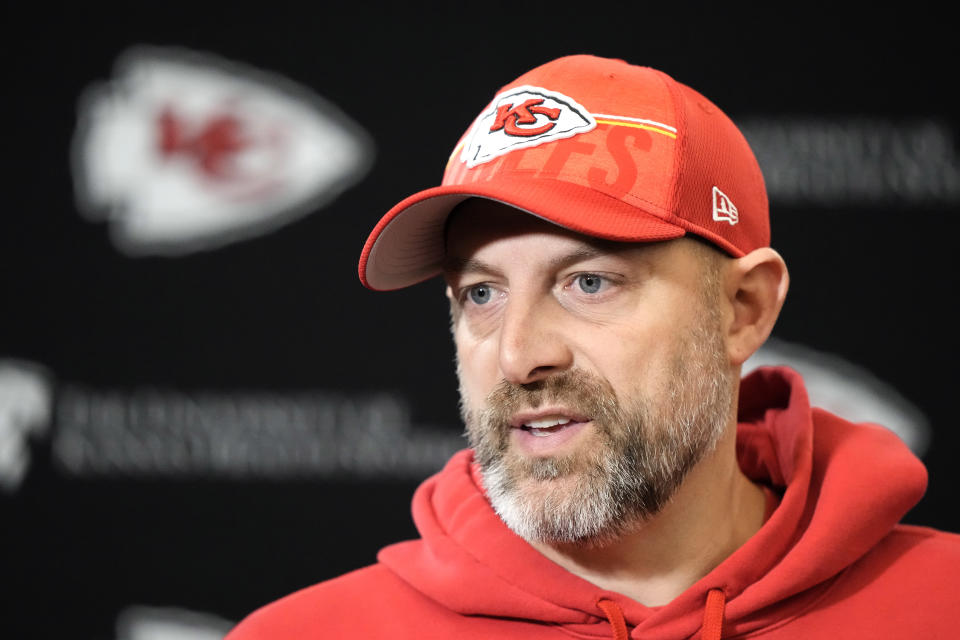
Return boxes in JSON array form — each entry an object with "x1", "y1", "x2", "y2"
[{"x1": 498, "y1": 293, "x2": 573, "y2": 385}]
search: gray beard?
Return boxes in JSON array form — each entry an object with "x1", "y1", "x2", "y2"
[{"x1": 460, "y1": 320, "x2": 733, "y2": 547}]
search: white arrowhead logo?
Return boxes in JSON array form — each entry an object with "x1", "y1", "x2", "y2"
[
  {"x1": 72, "y1": 46, "x2": 374, "y2": 255},
  {"x1": 460, "y1": 85, "x2": 596, "y2": 168}
]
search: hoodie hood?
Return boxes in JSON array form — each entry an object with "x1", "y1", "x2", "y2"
[{"x1": 378, "y1": 367, "x2": 928, "y2": 639}]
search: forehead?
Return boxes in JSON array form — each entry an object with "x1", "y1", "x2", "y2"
[
  {"x1": 445, "y1": 199, "x2": 631, "y2": 261},
  {"x1": 443, "y1": 198, "x2": 700, "y2": 280}
]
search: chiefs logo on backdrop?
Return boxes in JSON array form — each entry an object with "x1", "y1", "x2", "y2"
[
  {"x1": 72, "y1": 46, "x2": 374, "y2": 256},
  {"x1": 460, "y1": 86, "x2": 595, "y2": 168}
]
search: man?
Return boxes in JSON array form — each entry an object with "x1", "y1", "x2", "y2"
[{"x1": 228, "y1": 55, "x2": 959, "y2": 639}]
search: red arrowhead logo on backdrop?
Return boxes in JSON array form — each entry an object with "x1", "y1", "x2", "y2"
[
  {"x1": 460, "y1": 85, "x2": 595, "y2": 168},
  {"x1": 72, "y1": 46, "x2": 374, "y2": 256}
]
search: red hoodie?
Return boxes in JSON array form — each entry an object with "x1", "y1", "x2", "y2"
[{"x1": 227, "y1": 367, "x2": 960, "y2": 639}]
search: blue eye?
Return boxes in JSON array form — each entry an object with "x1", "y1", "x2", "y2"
[
  {"x1": 577, "y1": 274, "x2": 604, "y2": 294},
  {"x1": 468, "y1": 285, "x2": 492, "y2": 305}
]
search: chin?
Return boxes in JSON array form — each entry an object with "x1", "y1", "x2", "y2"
[{"x1": 481, "y1": 452, "x2": 648, "y2": 546}]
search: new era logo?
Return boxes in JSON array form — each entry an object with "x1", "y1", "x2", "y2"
[
  {"x1": 712, "y1": 186, "x2": 739, "y2": 225},
  {"x1": 460, "y1": 85, "x2": 595, "y2": 168}
]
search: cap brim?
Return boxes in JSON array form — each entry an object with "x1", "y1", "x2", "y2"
[{"x1": 359, "y1": 177, "x2": 687, "y2": 291}]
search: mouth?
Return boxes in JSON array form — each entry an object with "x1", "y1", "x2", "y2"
[
  {"x1": 510, "y1": 412, "x2": 591, "y2": 454},
  {"x1": 521, "y1": 415, "x2": 580, "y2": 436}
]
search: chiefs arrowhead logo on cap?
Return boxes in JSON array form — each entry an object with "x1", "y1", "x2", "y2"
[{"x1": 459, "y1": 85, "x2": 596, "y2": 168}]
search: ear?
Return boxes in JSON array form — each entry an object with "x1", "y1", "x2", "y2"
[{"x1": 724, "y1": 248, "x2": 789, "y2": 365}]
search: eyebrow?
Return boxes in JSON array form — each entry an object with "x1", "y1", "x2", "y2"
[{"x1": 442, "y1": 244, "x2": 620, "y2": 278}]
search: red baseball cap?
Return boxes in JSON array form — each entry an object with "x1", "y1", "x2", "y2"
[{"x1": 359, "y1": 55, "x2": 768, "y2": 291}]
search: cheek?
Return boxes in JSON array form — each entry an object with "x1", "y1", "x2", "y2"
[
  {"x1": 454, "y1": 329, "x2": 500, "y2": 409},
  {"x1": 587, "y1": 319, "x2": 680, "y2": 397}
]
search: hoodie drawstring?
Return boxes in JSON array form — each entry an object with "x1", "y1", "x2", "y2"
[
  {"x1": 597, "y1": 588, "x2": 725, "y2": 640},
  {"x1": 597, "y1": 599, "x2": 628, "y2": 640},
  {"x1": 702, "y1": 588, "x2": 726, "y2": 640}
]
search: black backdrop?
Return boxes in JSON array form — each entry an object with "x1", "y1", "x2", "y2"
[{"x1": 3, "y1": 5, "x2": 957, "y2": 639}]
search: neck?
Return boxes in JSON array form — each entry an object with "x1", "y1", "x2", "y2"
[{"x1": 529, "y1": 421, "x2": 766, "y2": 606}]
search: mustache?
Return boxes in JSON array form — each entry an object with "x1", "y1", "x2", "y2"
[
  {"x1": 466, "y1": 369, "x2": 624, "y2": 460},
  {"x1": 485, "y1": 369, "x2": 620, "y2": 418}
]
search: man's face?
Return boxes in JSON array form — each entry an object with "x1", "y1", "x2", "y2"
[{"x1": 443, "y1": 199, "x2": 735, "y2": 546}]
